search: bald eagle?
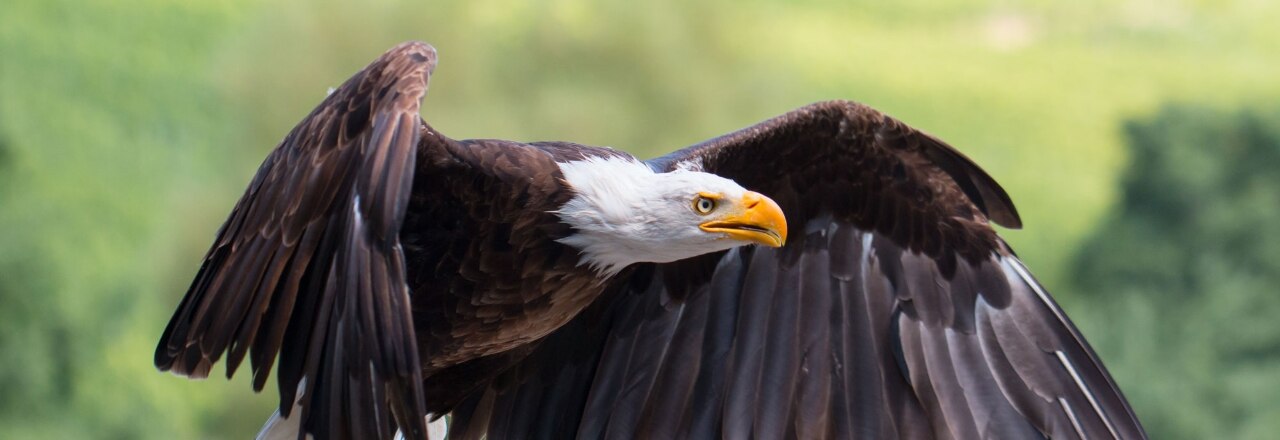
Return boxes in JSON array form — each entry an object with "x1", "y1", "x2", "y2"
[{"x1": 155, "y1": 42, "x2": 1146, "y2": 439}]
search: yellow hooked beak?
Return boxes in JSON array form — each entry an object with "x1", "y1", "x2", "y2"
[{"x1": 699, "y1": 191, "x2": 788, "y2": 247}]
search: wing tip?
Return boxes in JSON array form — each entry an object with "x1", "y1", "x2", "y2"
[
  {"x1": 913, "y1": 126, "x2": 1023, "y2": 230},
  {"x1": 153, "y1": 342, "x2": 217, "y2": 379},
  {"x1": 985, "y1": 194, "x2": 1022, "y2": 229}
]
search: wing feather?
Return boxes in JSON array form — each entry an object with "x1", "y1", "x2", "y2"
[{"x1": 155, "y1": 41, "x2": 436, "y2": 439}]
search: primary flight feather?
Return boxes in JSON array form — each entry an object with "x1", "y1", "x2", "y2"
[{"x1": 155, "y1": 41, "x2": 1145, "y2": 439}]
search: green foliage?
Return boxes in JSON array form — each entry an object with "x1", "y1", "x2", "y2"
[
  {"x1": 0, "y1": 128, "x2": 8, "y2": 171},
  {"x1": 1070, "y1": 105, "x2": 1280, "y2": 439},
  {"x1": 0, "y1": 0, "x2": 273, "y2": 438}
]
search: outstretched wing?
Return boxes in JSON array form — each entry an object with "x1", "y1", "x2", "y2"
[
  {"x1": 156, "y1": 42, "x2": 436, "y2": 439},
  {"x1": 449, "y1": 101, "x2": 1146, "y2": 439}
]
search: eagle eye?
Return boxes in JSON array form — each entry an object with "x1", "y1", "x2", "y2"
[{"x1": 693, "y1": 195, "x2": 717, "y2": 214}]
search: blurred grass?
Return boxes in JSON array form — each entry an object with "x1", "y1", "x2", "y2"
[{"x1": 0, "y1": 0, "x2": 1277, "y2": 437}]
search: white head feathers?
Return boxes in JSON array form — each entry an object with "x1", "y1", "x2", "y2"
[{"x1": 553, "y1": 155, "x2": 753, "y2": 277}]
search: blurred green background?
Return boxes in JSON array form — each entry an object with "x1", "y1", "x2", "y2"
[{"x1": 2, "y1": 0, "x2": 1278, "y2": 438}]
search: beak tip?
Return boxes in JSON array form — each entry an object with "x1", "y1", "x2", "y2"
[{"x1": 703, "y1": 190, "x2": 789, "y2": 248}]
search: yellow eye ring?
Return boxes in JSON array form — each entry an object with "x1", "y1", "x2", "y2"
[{"x1": 694, "y1": 196, "x2": 716, "y2": 214}]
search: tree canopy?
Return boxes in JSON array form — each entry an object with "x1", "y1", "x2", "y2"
[{"x1": 1071, "y1": 105, "x2": 1280, "y2": 440}]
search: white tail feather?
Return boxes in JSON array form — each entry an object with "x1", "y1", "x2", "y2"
[
  {"x1": 257, "y1": 410, "x2": 448, "y2": 440},
  {"x1": 393, "y1": 416, "x2": 449, "y2": 440},
  {"x1": 254, "y1": 379, "x2": 449, "y2": 440},
  {"x1": 256, "y1": 409, "x2": 307, "y2": 440}
]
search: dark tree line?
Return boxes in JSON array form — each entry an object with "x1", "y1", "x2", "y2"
[{"x1": 1071, "y1": 104, "x2": 1280, "y2": 439}]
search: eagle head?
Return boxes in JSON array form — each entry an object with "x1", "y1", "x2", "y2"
[{"x1": 555, "y1": 156, "x2": 788, "y2": 276}]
